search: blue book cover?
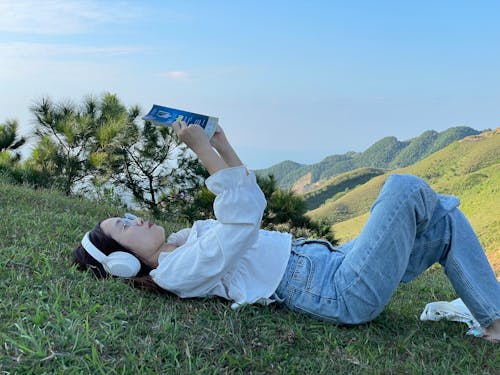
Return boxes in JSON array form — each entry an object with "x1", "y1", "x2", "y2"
[{"x1": 142, "y1": 104, "x2": 218, "y2": 139}]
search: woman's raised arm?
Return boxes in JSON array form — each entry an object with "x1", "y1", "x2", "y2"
[{"x1": 173, "y1": 121, "x2": 228, "y2": 175}]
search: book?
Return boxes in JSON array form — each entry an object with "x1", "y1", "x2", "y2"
[{"x1": 142, "y1": 104, "x2": 218, "y2": 139}]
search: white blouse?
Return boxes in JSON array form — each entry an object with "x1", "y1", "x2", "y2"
[{"x1": 150, "y1": 166, "x2": 292, "y2": 308}]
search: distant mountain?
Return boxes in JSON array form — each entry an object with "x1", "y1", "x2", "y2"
[
  {"x1": 387, "y1": 130, "x2": 439, "y2": 168},
  {"x1": 307, "y1": 128, "x2": 499, "y2": 223},
  {"x1": 307, "y1": 129, "x2": 500, "y2": 271},
  {"x1": 258, "y1": 160, "x2": 305, "y2": 182},
  {"x1": 257, "y1": 126, "x2": 481, "y2": 191}
]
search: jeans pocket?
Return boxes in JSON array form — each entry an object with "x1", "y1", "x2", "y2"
[
  {"x1": 290, "y1": 252, "x2": 314, "y2": 287},
  {"x1": 291, "y1": 291, "x2": 340, "y2": 323},
  {"x1": 278, "y1": 251, "x2": 314, "y2": 305}
]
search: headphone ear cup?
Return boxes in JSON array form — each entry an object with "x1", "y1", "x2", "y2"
[{"x1": 103, "y1": 251, "x2": 141, "y2": 278}]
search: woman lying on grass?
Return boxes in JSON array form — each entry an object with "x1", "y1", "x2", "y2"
[{"x1": 73, "y1": 121, "x2": 500, "y2": 343}]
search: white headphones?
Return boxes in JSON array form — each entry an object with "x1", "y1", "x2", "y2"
[{"x1": 81, "y1": 232, "x2": 141, "y2": 277}]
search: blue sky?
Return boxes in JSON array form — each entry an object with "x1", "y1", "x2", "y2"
[{"x1": 1, "y1": 0, "x2": 499, "y2": 169}]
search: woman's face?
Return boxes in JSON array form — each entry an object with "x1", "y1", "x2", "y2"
[{"x1": 100, "y1": 215, "x2": 165, "y2": 262}]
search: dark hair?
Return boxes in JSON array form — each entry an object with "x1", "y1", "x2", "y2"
[{"x1": 72, "y1": 222, "x2": 165, "y2": 289}]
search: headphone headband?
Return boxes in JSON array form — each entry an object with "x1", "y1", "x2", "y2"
[{"x1": 82, "y1": 232, "x2": 107, "y2": 263}]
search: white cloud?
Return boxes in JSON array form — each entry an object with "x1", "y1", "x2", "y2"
[
  {"x1": 0, "y1": 0, "x2": 139, "y2": 35},
  {"x1": 0, "y1": 41, "x2": 143, "y2": 79},
  {"x1": 160, "y1": 71, "x2": 189, "y2": 81},
  {"x1": 157, "y1": 66, "x2": 253, "y2": 83},
  {"x1": 0, "y1": 42, "x2": 143, "y2": 59},
  {"x1": 0, "y1": 42, "x2": 144, "y2": 82}
]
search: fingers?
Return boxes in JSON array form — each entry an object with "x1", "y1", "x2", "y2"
[
  {"x1": 173, "y1": 120, "x2": 203, "y2": 133},
  {"x1": 172, "y1": 119, "x2": 187, "y2": 135},
  {"x1": 173, "y1": 120, "x2": 210, "y2": 152},
  {"x1": 173, "y1": 120, "x2": 202, "y2": 139}
]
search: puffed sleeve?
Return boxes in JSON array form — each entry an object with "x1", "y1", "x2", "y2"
[
  {"x1": 166, "y1": 228, "x2": 191, "y2": 246},
  {"x1": 150, "y1": 166, "x2": 267, "y2": 297}
]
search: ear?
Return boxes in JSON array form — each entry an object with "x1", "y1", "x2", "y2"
[{"x1": 103, "y1": 251, "x2": 141, "y2": 277}]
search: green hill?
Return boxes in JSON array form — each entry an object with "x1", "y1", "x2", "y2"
[
  {"x1": 388, "y1": 130, "x2": 439, "y2": 168},
  {"x1": 261, "y1": 153, "x2": 359, "y2": 190},
  {"x1": 303, "y1": 167, "x2": 385, "y2": 210},
  {"x1": 308, "y1": 129, "x2": 500, "y2": 273},
  {"x1": 355, "y1": 136, "x2": 409, "y2": 167},
  {"x1": 256, "y1": 160, "x2": 305, "y2": 182},
  {"x1": 257, "y1": 126, "x2": 480, "y2": 190}
]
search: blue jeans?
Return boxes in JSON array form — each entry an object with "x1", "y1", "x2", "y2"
[{"x1": 275, "y1": 174, "x2": 500, "y2": 327}]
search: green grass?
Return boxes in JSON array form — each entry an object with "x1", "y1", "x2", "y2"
[{"x1": 1, "y1": 177, "x2": 499, "y2": 373}]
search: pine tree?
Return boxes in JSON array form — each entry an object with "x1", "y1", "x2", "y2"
[
  {"x1": 29, "y1": 93, "x2": 205, "y2": 214},
  {"x1": 98, "y1": 120, "x2": 206, "y2": 217},
  {"x1": 0, "y1": 119, "x2": 26, "y2": 161},
  {"x1": 28, "y1": 94, "x2": 135, "y2": 194}
]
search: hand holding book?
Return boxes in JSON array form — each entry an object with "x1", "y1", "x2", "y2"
[
  {"x1": 172, "y1": 120, "x2": 228, "y2": 175},
  {"x1": 143, "y1": 104, "x2": 218, "y2": 139},
  {"x1": 172, "y1": 120, "x2": 211, "y2": 153},
  {"x1": 144, "y1": 104, "x2": 242, "y2": 173}
]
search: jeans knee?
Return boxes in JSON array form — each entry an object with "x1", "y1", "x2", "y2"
[
  {"x1": 373, "y1": 174, "x2": 436, "y2": 219},
  {"x1": 377, "y1": 174, "x2": 428, "y2": 205},
  {"x1": 385, "y1": 174, "x2": 427, "y2": 191}
]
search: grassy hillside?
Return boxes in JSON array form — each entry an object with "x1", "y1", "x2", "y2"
[
  {"x1": 258, "y1": 126, "x2": 480, "y2": 190},
  {"x1": 309, "y1": 130, "x2": 500, "y2": 273},
  {"x1": 308, "y1": 174, "x2": 387, "y2": 224},
  {"x1": 1, "y1": 175, "x2": 498, "y2": 373},
  {"x1": 302, "y1": 167, "x2": 385, "y2": 210}
]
